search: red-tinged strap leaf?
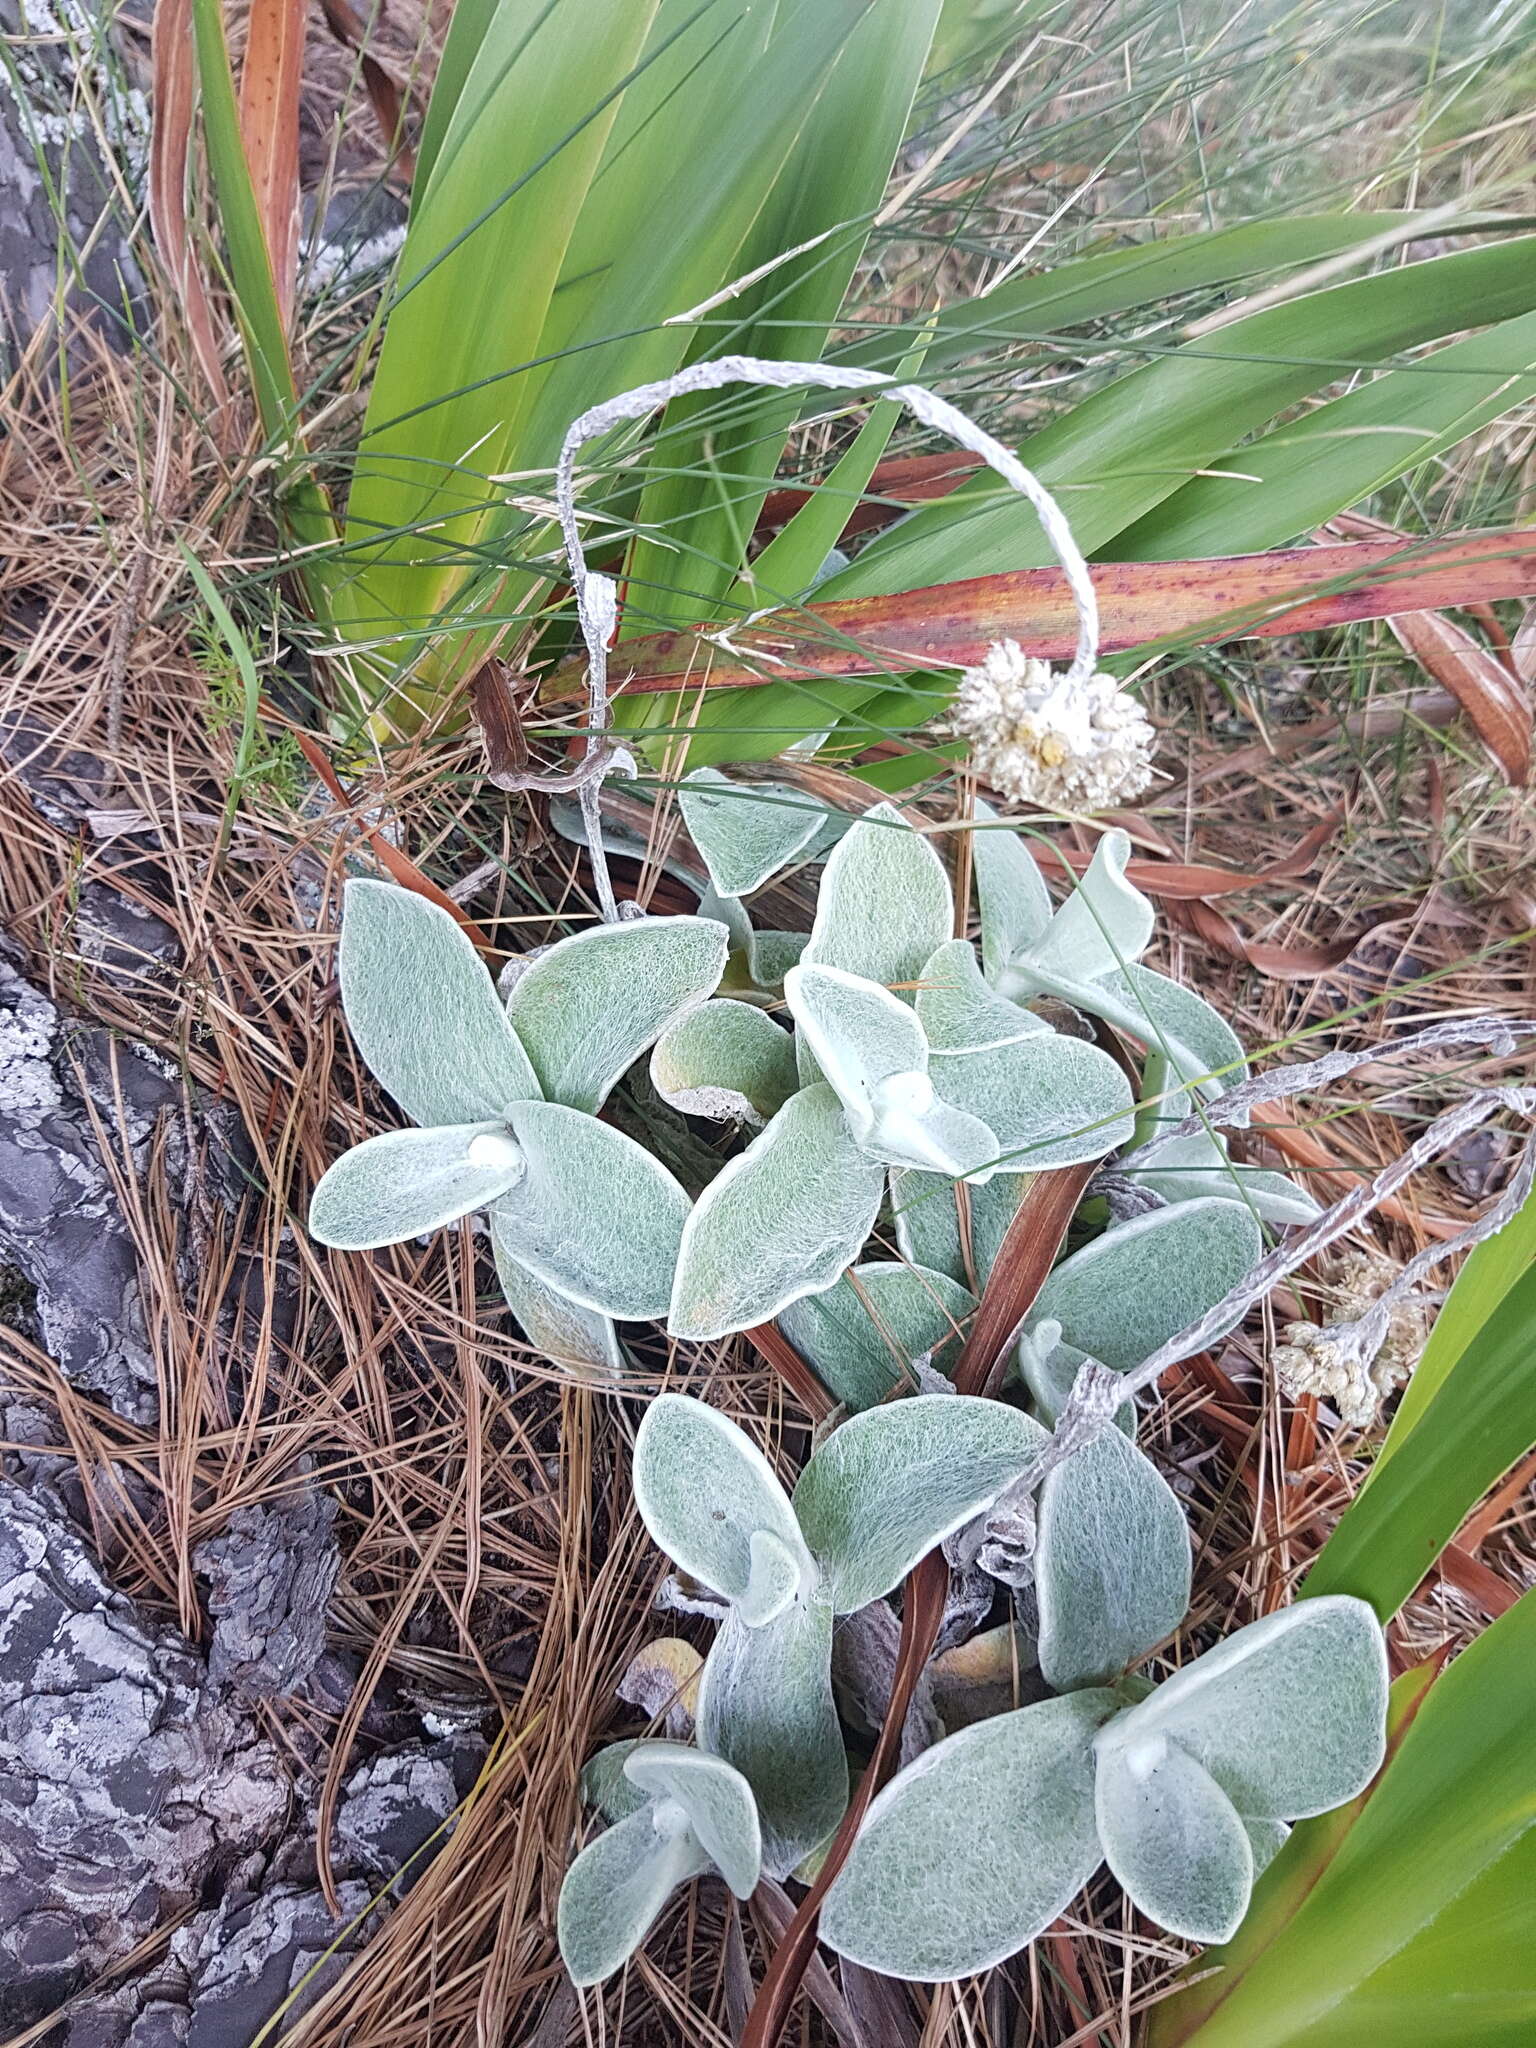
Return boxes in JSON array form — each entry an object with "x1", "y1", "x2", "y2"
[
  {"x1": 149, "y1": 0, "x2": 230, "y2": 405},
  {"x1": 237, "y1": 0, "x2": 306, "y2": 332},
  {"x1": 953, "y1": 1162, "x2": 1098, "y2": 1399},
  {"x1": 540, "y1": 531, "x2": 1536, "y2": 700}
]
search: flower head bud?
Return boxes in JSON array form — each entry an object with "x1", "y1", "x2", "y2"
[{"x1": 947, "y1": 641, "x2": 1156, "y2": 809}]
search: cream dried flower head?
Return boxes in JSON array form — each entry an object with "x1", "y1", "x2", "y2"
[
  {"x1": 1273, "y1": 1249, "x2": 1431, "y2": 1430},
  {"x1": 948, "y1": 641, "x2": 1156, "y2": 810}
]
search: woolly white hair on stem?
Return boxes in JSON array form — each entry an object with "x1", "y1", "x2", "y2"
[{"x1": 506, "y1": 355, "x2": 1103, "y2": 922}]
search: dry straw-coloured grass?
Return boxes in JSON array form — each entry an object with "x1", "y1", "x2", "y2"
[{"x1": 3, "y1": 5, "x2": 1536, "y2": 2040}]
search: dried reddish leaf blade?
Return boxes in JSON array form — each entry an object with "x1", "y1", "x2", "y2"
[
  {"x1": 540, "y1": 531, "x2": 1536, "y2": 699},
  {"x1": 759, "y1": 449, "x2": 982, "y2": 542},
  {"x1": 1033, "y1": 812, "x2": 1341, "y2": 902},
  {"x1": 237, "y1": 0, "x2": 306, "y2": 330},
  {"x1": 1384, "y1": 610, "x2": 1530, "y2": 785},
  {"x1": 1163, "y1": 895, "x2": 1424, "y2": 979},
  {"x1": 316, "y1": 0, "x2": 416, "y2": 182},
  {"x1": 149, "y1": 0, "x2": 229, "y2": 404}
]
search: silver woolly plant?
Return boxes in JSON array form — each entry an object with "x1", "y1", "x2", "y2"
[
  {"x1": 555, "y1": 1383, "x2": 1389, "y2": 1986},
  {"x1": 306, "y1": 880, "x2": 726, "y2": 1372},
  {"x1": 298, "y1": 359, "x2": 1533, "y2": 1992}
]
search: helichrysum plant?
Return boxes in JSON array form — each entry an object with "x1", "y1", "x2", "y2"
[
  {"x1": 307, "y1": 778, "x2": 1529, "y2": 1996},
  {"x1": 555, "y1": 1388, "x2": 1388, "y2": 1983}
]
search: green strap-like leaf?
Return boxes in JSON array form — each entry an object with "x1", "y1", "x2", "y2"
[
  {"x1": 338, "y1": 881, "x2": 542, "y2": 1128},
  {"x1": 697, "y1": 1597, "x2": 847, "y2": 1880},
  {"x1": 932, "y1": 1031, "x2": 1136, "y2": 1173},
  {"x1": 557, "y1": 1802, "x2": 712, "y2": 1987},
  {"x1": 1033, "y1": 1198, "x2": 1264, "y2": 1374},
  {"x1": 649, "y1": 998, "x2": 799, "y2": 1126},
  {"x1": 309, "y1": 1122, "x2": 523, "y2": 1250},
  {"x1": 505, "y1": 916, "x2": 729, "y2": 1114},
  {"x1": 793, "y1": 1394, "x2": 1047, "y2": 1613},
  {"x1": 623, "y1": 1742, "x2": 763, "y2": 1899},
  {"x1": 491, "y1": 1226, "x2": 625, "y2": 1375},
  {"x1": 677, "y1": 770, "x2": 828, "y2": 897},
  {"x1": 917, "y1": 938, "x2": 1049, "y2": 1055},
  {"x1": 801, "y1": 802, "x2": 952, "y2": 995},
  {"x1": 821, "y1": 1689, "x2": 1119, "y2": 1980},
  {"x1": 1144, "y1": 1589, "x2": 1536, "y2": 2048},
  {"x1": 491, "y1": 1101, "x2": 691, "y2": 1319},
  {"x1": 632, "y1": 1394, "x2": 809, "y2": 1603},
  {"x1": 787, "y1": 963, "x2": 1000, "y2": 1178},
  {"x1": 1108, "y1": 1597, "x2": 1389, "y2": 1823},
  {"x1": 777, "y1": 1260, "x2": 977, "y2": 1411},
  {"x1": 1036, "y1": 1427, "x2": 1192, "y2": 1692},
  {"x1": 1094, "y1": 1733, "x2": 1255, "y2": 1945},
  {"x1": 668, "y1": 1084, "x2": 886, "y2": 1340}
]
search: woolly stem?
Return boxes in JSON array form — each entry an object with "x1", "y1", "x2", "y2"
[{"x1": 522, "y1": 354, "x2": 1101, "y2": 920}]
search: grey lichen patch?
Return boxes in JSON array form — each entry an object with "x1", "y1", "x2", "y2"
[
  {"x1": 194, "y1": 1491, "x2": 342, "y2": 1701},
  {"x1": 0, "y1": 943, "x2": 256, "y2": 1425},
  {"x1": 0, "y1": 1477, "x2": 291, "y2": 2031}
]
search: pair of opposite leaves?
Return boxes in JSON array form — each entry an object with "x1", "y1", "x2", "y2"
[
  {"x1": 309, "y1": 788, "x2": 1281, "y2": 1361},
  {"x1": 557, "y1": 1391, "x2": 1388, "y2": 1985}
]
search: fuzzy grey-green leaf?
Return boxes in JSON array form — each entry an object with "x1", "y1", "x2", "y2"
[
  {"x1": 491, "y1": 1224, "x2": 625, "y2": 1374},
  {"x1": 1103, "y1": 964, "x2": 1249, "y2": 1101},
  {"x1": 792, "y1": 1394, "x2": 1047, "y2": 1613},
  {"x1": 1033, "y1": 1198, "x2": 1264, "y2": 1374},
  {"x1": 1025, "y1": 831, "x2": 1153, "y2": 988},
  {"x1": 506, "y1": 915, "x2": 729, "y2": 1113},
  {"x1": 778, "y1": 1261, "x2": 976, "y2": 1410},
  {"x1": 697, "y1": 1598, "x2": 846, "y2": 1879},
  {"x1": 338, "y1": 879, "x2": 542, "y2": 1126},
  {"x1": 933, "y1": 1031, "x2": 1135, "y2": 1173},
  {"x1": 1107, "y1": 1596, "x2": 1389, "y2": 1820},
  {"x1": 556, "y1": 1803, "x2": 711, "y2": 1987},
  {"x1": 491, "y1": 1100, "x2": 691, "y2": 1318},
  {"x1": 971, "y1": 800, "x2": 1053, "y2": 985},
  {"x1": 890, "y1": 1166, "x2": 1030, "y2": 1290},
  {"x1": 788, "y1": 963, "x2": 1001, "y2": 1176},
  {"x1": 821, "y1": 1689, "x2": 1118, "y2": 1981},
  {"x1": 678, "y1": 769, "x2": 827, "y2": 896},
  {"x1": 668, "y1": 1084, "x2": 886, "y2": 1340},
  {"x1": 649, "y1": 998, "x2": 798, "y2": 1125},
  {"x1": 1094, "y1": 1733, "x2": 1254, "y2": 1944},
  {"x1": 631, "y1": 1394, "x2": 808, "y2": 1603},
  {"x1": 917, "y1": 938, "x2": 1048, "y2": 1055},
  {"x1": 309, "y1": 1121, "x2": 523, "y2": 1250},
  {"x1": 623, "y1": 1742, "x2": 762, "y2": 1898},
  {"x1": 802, "y1": 801, "x2": 951, "y2": 994},
  {"x1": 1036, "y1": 1428, "x2": 1192, "y2": 1691}
]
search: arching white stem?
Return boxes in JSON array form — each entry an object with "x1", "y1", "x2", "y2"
[{"x1": 538, "y1": 355, "x2": 1100, "y2": 922}]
